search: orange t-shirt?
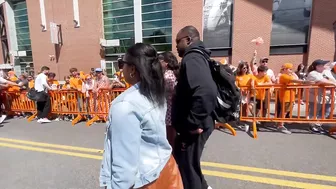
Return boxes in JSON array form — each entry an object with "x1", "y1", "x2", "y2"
[
  {"x1": 48, "y1": 79, "x2": 60, "y2": 89},
  {"x1": 69, "y1": 77, "x2": 83, "y2": 90},
  {"x1": 252, "y1": 75, "x2": 271, "y2": 100},
  {"x1": 115, "y1": 71, "x2": 131, "y2": 88},
  {"x1": 279, "y1": 74, "x2": 295, "y2": 103},
  {"x1": 236, "y1": 74, "x2": 253, "y2": 87},
  {"x1": 28, "y1": 80, "x2": 35, "y2": 89},
  {"x1": 8, "y1": 76, "x2": 20, "y2": 92}
]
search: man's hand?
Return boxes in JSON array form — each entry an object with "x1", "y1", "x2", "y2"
[{"x1": 190, "y1": 128, "x2": 203, "y2": 134}]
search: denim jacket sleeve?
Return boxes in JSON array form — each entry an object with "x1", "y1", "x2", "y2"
[{"x1": 100, "y1": 101, "x2": 141, "y2": 189}]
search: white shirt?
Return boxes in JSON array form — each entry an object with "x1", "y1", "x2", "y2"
[
  {"x1": 306, "y1": 70, "x2": 333, "y2": 104},
  {"x1": 34, "y1": 73, "x2": 49, "y2": 92},
  {"x1": 266, "y1": 69, "x2": 276, "y2": 82}
]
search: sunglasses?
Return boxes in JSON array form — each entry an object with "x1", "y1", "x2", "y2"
[{"x1": 262, "y1": 61, "x2": 268, "y2": 63}]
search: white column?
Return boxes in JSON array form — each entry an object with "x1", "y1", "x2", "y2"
[
  {"x1": 73, "y1": 0, "x2": 80, "y2": 28},
  {"x1": 39, "y1": 0, "x2": 47, "y2": 31},
  {"x1": 133, "y1": 0, "x2": 142, "y2": 43},
  {"x1": 4, "y1": 2, "x2": 18, "y2": 61}
]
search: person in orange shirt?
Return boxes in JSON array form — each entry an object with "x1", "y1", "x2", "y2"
[
  {"x1": 278, "y1": 63, "x2": 312, "y2": 134},
  {"x1": 235, "y1": 61, "x2": 253, "y2": 132},
  {"x1": 27, "y1": 75, "x2": 35, "y2": 89},
  {"x1": 113, "y1": 58, "x2": 130, "y2": 88},
  {"x1": 69, "y1": 68, "x2": 83, "y2": 91},
  {"x1": 7, "y1": 71, "x2": 20, "y2": 92},
  {"x1": 62, "y1": 76, "x2": 71, "y2": 90},
  {"x1": 48, "y1": 72, "x2": 60, "y2": 90},
  {"x1": 249, "y1": 65, "x2": 272, "y2": 129}
]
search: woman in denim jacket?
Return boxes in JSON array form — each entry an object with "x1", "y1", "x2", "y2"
[{"x1": 100, "y1": 43, "x2": 182, "y2": 189}]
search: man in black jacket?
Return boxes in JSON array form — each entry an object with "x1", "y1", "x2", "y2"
[{"x1": 172, "y1": 26, "x2": 217, "y2": 189}]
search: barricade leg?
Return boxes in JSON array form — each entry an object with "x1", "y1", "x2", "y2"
[
  {"x1": 27, "y1": 113, "x2": 37, "y2": 122},
  {"x1": 86, "y1": 115, "x2": 99, "y2": 127},
  {"x1": 215, "y1": 122, "x2": 236, "y2": 136},
  {"x1": 252, "y1": 121, "x2": 258, "y2": 139},
  {"x1": 72, "y1": 115, "x2": 83, "y2": 126},
  {"x1": 329, "y1": 127, "x2": 336, "y2": 135}
]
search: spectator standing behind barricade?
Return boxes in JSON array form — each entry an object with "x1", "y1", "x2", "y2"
[
  {"x1": 100, "y1": 43, "x2": 183, "y2": 189},
  {"x1": 34, "y1": 66, "x2": 53, "y2": 123},
  {"x1": 278, "y1": 63, "x2": 311, "y2": 134},
  {"x1": 47, "y1": 72, "x2": 60, "y2": 90},
  {"x1": 0, "y1": 76, "x2": 19, "y2": 124},
  {"x1": 113, "y1": 58, "x2": 130, "y2": 88},
  {"x1": 93, "y1": 68, "x2": 110, "y2": 92},
  {"x1": 158, "y1": 51, "x2": 180, "y2": 150},
  {"x1": 82, "y1": 74, "x2": 95, "y2": 117},
  {"x1": 27, "y1": 75, "x2": 34, "y2": 89},
  {"x1": 295, "y1": 63, "x2": 307, "y2": 105},
  {"x1": 172, "y1": 26, "x2": 217, "y2": 189},
  {"x1": 18, "y1": 74, "x2": 29, "y2": 90},
  {"x1": 235, "y1": 61, "x2": 253, "y2": 131},
  {"x1": 61, "y1": 76, "x2": 71, "y2": 89},
  {"x1": 248, "y1": 65, "x2": 272, "y2": 131},
  {"x1": 306, "y1": 59, "x2": 336, "y2": 133},
  {"x1": 69, "y1": 68, "x2": 83, "y2": 91}
]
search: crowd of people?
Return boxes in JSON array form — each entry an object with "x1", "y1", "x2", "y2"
[
  {"x1": 236, "y1": 54, "x2": 336, "y2": 134},
  {"x1": 0, "y1": 65, "x2": 131, "y2": 124}
]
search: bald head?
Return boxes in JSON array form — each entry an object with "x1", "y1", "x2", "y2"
[{"x1": 178, "y1": 25, "x2": 200, "y2": 41}]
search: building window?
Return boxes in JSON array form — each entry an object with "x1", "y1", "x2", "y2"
[
  {"x1": 270, "y1": 0, "x2": 312, "y2": 54},
  {"x1": 12, "y1": 0, "x2": 34, "y2": 75},
  {"x1": 203, "y1": 0, "x2": 233, "y2": 56},
  {"x1": 103, "y1": 0, "x2": 135, "y2": 55},
  {"x1": 142, "y1": 0, "x2": 172, "y2": 52}
]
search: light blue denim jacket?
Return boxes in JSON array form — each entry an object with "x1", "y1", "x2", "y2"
[{"x1": 100, "y1": 83, "x2": 172, "y2": 189}]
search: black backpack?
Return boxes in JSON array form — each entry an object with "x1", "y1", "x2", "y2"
[{"x1": 185, "y1": 49, "x2": 241, "y2": 123}]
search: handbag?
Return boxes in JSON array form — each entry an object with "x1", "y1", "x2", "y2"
[
  {"x1": 26, "y1": 88, "x2": 38, "y2": 101},
  {"x1": 140, "y1": 156, "x2": 183, "y2": 189}
]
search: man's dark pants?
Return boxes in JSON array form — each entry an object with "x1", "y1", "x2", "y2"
[
  {"x1": 36, "y1": 92, "x2": 51, "y2": 119},
  {"x1": 174, "y1": 124, "x2": 214, "y2": 189}
]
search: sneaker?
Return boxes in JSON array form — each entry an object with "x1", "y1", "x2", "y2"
[
  {"x1": 39, "y1": 118, "x2": 51, "y2": 123},
  {"x1": 278, "y1": 126, "x2": 291, "y2": 134},
  {"x1": 37, "y1": 119, "x2": 42, "y2": 123},
  {"x1": 309, "y1": 125, "x2": 320, "y2": 132},
  {"x1": 244, "y1": 124, "x2": 250, "y2": 132},
  {"x1": 317, "y1": 126, "x2": 327, "y2": 134},
  {"x1": 0, "y1": 115, "x2": 7, "y2": 124},
  {"x1": 55, "y1": 118, "x2": 60, "y2": 121},
  {"x1": 208, "y1": 186, "x2": 213, "y2": 189}
]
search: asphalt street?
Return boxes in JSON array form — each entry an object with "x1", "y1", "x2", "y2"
[{"x1": 0, "y1": 118, "x2": 335, "y2": 189}]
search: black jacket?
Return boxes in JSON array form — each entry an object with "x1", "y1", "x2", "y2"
[{"x1": 172, "y1": 41, "x2": 217, "y2": 134}]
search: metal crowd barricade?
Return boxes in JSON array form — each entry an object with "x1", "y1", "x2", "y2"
[
  {"x1": 1, "y1": 85, "x2": 336, "y2": 137},
  {"x1": 240, "y1": 84, "x2": 336, "y2": 138},
  {"x1": 1, "y1": 90, "x2": 36, "y2": 120},
  {"x1": 85, "y1": 88, "x2": 125, "y2": 126}
]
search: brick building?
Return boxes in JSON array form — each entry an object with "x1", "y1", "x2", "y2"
[{"x1": 0, "y1": 0, "x2": 335, "y2": 80}]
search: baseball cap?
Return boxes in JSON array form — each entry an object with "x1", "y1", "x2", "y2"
[
  {"x1": 260, "y1": 57, "x2": 269, "y2": 62},
  {"x1": 282, "y1": 63, "x2": 293, "y2": 69},
  {"x1": 95, "y1": 68, "x2": 103, "y2": 72},
  {"x1": 312, "y1": 59, "x2": 329, "y2": 65}
]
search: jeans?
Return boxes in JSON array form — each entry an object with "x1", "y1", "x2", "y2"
[{"x1": 308, "y1": 103, "x2": 331, "y2": 119}]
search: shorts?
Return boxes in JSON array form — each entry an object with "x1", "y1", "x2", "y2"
[{"x1": 250, "y1": 98, "x2": 266, "y2": 110}]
